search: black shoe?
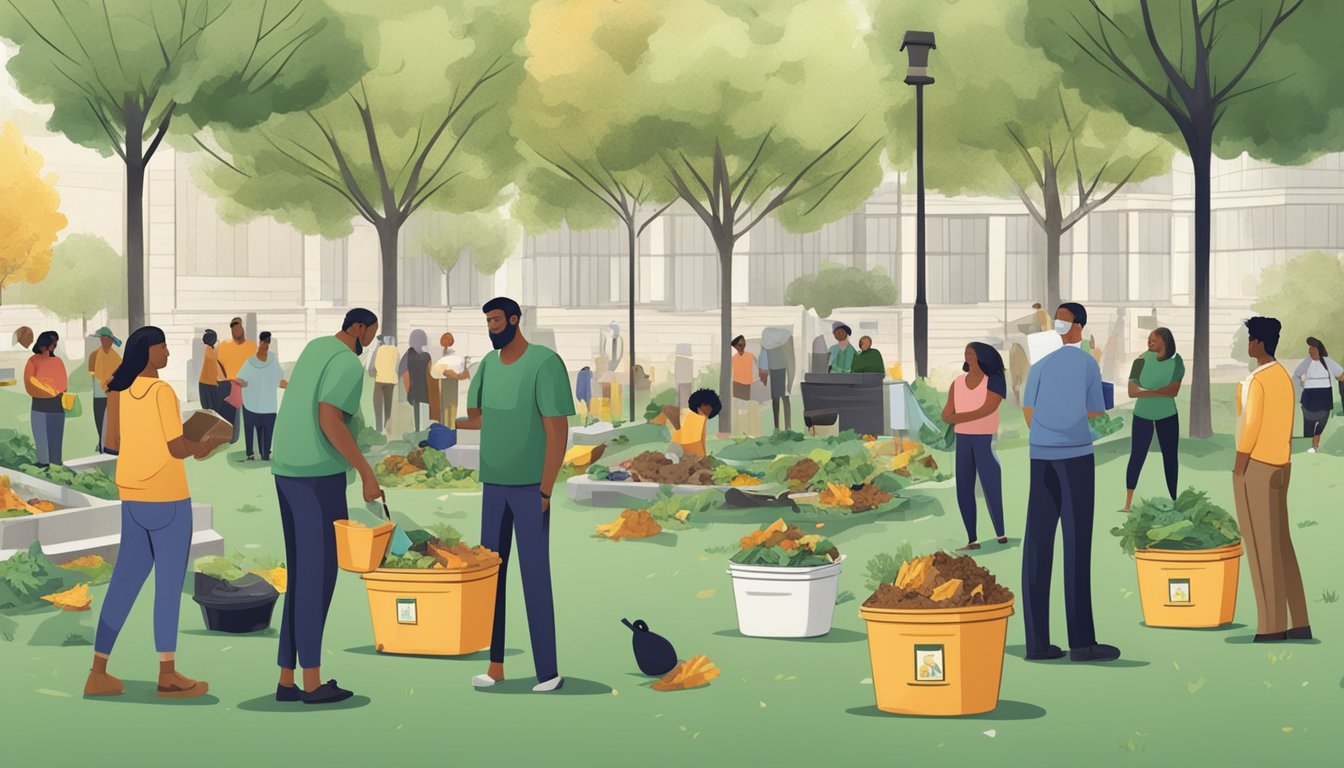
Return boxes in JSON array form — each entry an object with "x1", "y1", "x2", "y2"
[
  {"x1": 1286, "y1": 625, "x2": 1313, "y2": 641},
  {"x1": 1254, "y1": 631, "x2": 1289, "y2": 643},
  {"x1": 275, "y1": 684, "x2": 303, "y2": 703},
  {"x1": 1025, "y1": 645, "x2": 1067, "y2": 661},
  {"x1": 302, "y1": 680, "x2": 354, "y2": 705},
  {"x1": 1070, "y1": 644, "x2": 1122, "y2": 662},
  {"x1": 996, "y1": 536, "x2": 1009, "y2": 545}
]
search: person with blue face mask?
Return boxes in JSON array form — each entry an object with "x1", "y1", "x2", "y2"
[{"x1": 1021, "y1": 302, "x2": 1118, "y2": 664}]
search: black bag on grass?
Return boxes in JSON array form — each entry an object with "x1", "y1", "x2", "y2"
[
  {"x1": 622, "y1": 618, "x2": 678, "y2": 677},
  {"x1": 193, "y1": 573, "x2": 280, "y2": 634}
]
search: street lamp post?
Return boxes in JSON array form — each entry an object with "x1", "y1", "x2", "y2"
[{"x1": 901, "y1": 30, "x2": 935, "y2": 380}]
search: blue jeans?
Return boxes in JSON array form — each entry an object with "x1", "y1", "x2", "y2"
[
  {"x1": 95, "y1": 499, "x2": 194, "y2": 655},
  {"x1": 30, "y1": 409, "x2": 65, "y2": 466},
  {"x1": 243, "y1": 409, "x2": 276, "y2": 459},
  {"x1": 481, "y1": 483, "x2": 558, "y2": 682},
  {"x1": 1023, "y1": 455, "x2": 1097, "y2": 653},
  {"x1": 275, "y1": 474, "x2": 346, "y2": 670},
  {"x1": 955, "y1": 433, "x2": 1005, "y2": 543}
]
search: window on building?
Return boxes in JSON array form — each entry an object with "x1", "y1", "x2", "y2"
[
  {"x1": 743, "y1": 216, "x2": 862, "y2": 305},
  {"x1": 175, "y1": 169, "x2": 303, "y2": 278},
  {"x1": 1087, "y1": 211, "x2": 1129, "y2": 302},
  {"x1": 319, "y1": 238, "x2": 347, "y2": 303},
  {"x1": 865, "y1": 214, "x2": 900, "y2": 279},
  {"x1": 520, "y1": 222, "x2": 628, "y2": 308},
  {"x1": 398, "y1": 250, "x2": 445, "y2": 308},
  {"x1": 927, "y1": 217, "x2": 988, "y2": 304},
  {"x1": 1133, "y1": 211, "x2": 1172, "y2": 301}
]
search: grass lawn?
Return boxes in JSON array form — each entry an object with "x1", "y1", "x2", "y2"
[{"x1": 1, "y1": 383, "x2": 1341, "y2": 765}]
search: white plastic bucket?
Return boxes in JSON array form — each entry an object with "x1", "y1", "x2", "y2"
[{"x1": 727, "y1": 556, "x2": 845, "y2": 638}]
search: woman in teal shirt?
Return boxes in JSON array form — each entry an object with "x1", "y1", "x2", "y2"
[
  {"x1": 1124, "y1": 327, "x2": 1184, "y2": 511},
  {"x1": 827, "y1": 323, "x2": 856, "y2": 373}
]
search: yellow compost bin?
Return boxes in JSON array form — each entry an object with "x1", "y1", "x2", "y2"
[
  {"x1": 362, "y1": 564, "x2": 500, "y2": 656},
  {"x1": 1135, "y1": 544, "x2": 1242, "y2": 628}
]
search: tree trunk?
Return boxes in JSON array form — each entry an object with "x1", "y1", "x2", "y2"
[
  {"x1": 717, "y1": 239, "x2": 734, "y2": 435},
  {"x1": 125, "y1": 156, "x2": 147, "y2": 331},
  {"x1": 1188, "y1": 133, "x2": 1213, "y2": 439},
  {"x1": 627, "y1": 223, "x2": 638, "y2": 423},
  {"x1": 1041, "y1": 156, "x2": 1063, "y2": 313},
  {"x1": 377, "y1": 222, "x2": 400, "y2": 340}
]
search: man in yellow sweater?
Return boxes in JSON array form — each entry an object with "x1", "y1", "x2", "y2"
[
  {"x1": 88, "y1": 327, "x2": 122, "y2": 453},
  {"x1": 1234, "y1": 316, "x2": 1311, "y2": 643},
  {"x1": 218, "y1": 318, "x2": 258, "y2": 446}
]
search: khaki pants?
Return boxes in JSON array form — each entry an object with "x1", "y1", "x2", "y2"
[{"x1": 1232, "y1": 461, "x2": 1310, "y2": 634}]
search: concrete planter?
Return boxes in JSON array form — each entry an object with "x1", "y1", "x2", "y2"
[
  {"x1": 566, "y1": 474, "x2": 729, "y2": 507},
  {"x1": 0, "y1": 466, "x2": 224, "y2": 563}
]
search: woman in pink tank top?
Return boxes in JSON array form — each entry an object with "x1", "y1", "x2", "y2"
[{"x1": 941, "y1": 342, "x2": 1007, "y2": 550}]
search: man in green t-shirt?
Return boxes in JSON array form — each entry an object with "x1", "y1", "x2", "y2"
[
  {"x1": 457, "y1": 296, "x2": 575, "y2": 693},
  {"x1": 270, "y1": 308, "x2": 382, "y2": 706}
]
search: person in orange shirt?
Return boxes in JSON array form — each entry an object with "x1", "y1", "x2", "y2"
[
  {"x1": 24, "y1": 330, "x2": 68, "y2": 468},
  {"x1": 217, "y1": 317, "x2": 258, "y2": 445},
  {"x1": 1233, "y1": 316, "x2": 1311, "y2": 643},
  {"x1": 730, "y1": 336, "x2": 756, "y2": 435},
  {"x1": 658, "y1": 389, "x2": 721, "y2": 459}
]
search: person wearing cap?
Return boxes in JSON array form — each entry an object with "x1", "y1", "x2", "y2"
[
  {"x1": 828, "y1": 323, "x2": 856, "y2": 374},
  {"x1": 236, "y1": 332, "x2": 288, "y2": 461},
  {"x1": 218, "y1": 317, "x2": 258, "y2": 445},
  {"x1": 88, "y1": 327, "x2": 123, "y2": 454}
]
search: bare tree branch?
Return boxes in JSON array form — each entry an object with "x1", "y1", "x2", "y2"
[
  {"x1": 736, "y1": 121, "x2": 865, "y2": 236},
  {"x1": 539, "y1": 152, "x2": 626, "y2": 222},
  {"x1": 1068, "y1": 12, "x2": 1192, "y2": 134},
  {"x1": 1009, "y1": 181, "x2": 1046, "y2": 228},
  {"x1": 663, "y1": 158, "x2": 719, "y2": 232},
  {"x1": 1006, "y1": 125, "x2": 1046, "y2": 189},
  {"x1": 142, "y1": 101, "x2": 177, "y2": 164},
  {"x1": 636, "y1": 201, "x2": 675, "y2": 238},
  {"x1": 796, "y1": 138, "x2": 881, "y2": 217},
  {"x1": 677, "y1": 152, "x2": 716, "y2": 207},
  {"x1": 398, "y1": 105, "x2": 494, "y2": 218},
  {"x1": 1136, "y1": 0, "x2": 1195, "y2": 102},
  {"x1": 307, "y1": 112, "x2": 382, "y2": 222},
  {"x1": 265, "y1": 130, "x2": 375, "y2": 222},
  {"x1": 406, "y1": 172, "x2": 464, "y2": 217},
  {"x1": 86, "y1": 97, "x2": 127, "y2": 161},
  {"x1": 191, "y1": 134, "x2": 248, "y2": 176},
  {"x1": 1062, "y1": 148, "x2": 1156, "y2": 231},
  {"x1": 1212, "y1": 0, "x2": 1306, "y2": 103}
]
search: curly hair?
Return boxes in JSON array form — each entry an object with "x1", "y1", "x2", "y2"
[{"x1": 687, "y1": 388, "x2": 722, "y2": 418}]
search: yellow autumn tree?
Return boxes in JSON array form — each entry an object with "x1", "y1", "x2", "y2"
[{"x1": 0, "y1": 121, "x2": 66, "y2": 304}]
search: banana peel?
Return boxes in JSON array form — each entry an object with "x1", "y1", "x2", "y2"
[{"x1": 652, "y1": 654, "x2": 721, "y2": 692}]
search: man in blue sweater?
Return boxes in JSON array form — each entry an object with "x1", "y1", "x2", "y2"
[{"x1": 1021, "y1": 302, "x2": 1119, "y2": 663}]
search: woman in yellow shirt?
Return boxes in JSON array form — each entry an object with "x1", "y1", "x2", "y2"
[
  {"x1": 659, "y1": 389, "x2": 722, "y2": 459},
  {"x1": 85, "y1": 327, "x2": 224, "y2": 700}
]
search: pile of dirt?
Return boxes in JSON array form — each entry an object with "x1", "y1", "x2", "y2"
[
  {"x1": 785, "y1": 458, "x2": 820, "y2": 487},
  {"x1": 622, "y1": 451, "x2": 715, "y2": 485},
  {"x1": 863, "y1": 551, "x2": 1013, "y2": 609}
]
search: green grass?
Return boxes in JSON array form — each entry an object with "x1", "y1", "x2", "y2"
[{"x1": 1, "y1": 383, "x2": 1341, "y2": 766}]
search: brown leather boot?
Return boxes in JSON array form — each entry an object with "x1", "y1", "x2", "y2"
[
  {"x1": 158, "y1": 671, "x2": 209, "y2": 698},
  {"x1": 84, "y1": 670, "x2": 124, "y2": 697}
]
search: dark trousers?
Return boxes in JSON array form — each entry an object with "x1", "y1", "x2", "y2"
[
  {"x1": 93, "y1": 396, "x2": 108, "y2": 453},
  {"x1": 275, "y1": 474, "x2": 347, "y2": 670},
  {"x1": 1023, "y1": 455, "x2": 1097, "y2": 653},
  {"x1": 218, "y1": 383, "x2": 240, "y2": 444},
  {"x1": 955, "y1": 433, "x2": 1005, "y2": 543},
  {"x1": 481, "y1": 483, "x2": 558, "y2": 682},
  {"x1": 199, "y1": 382, "x2": 219, "y2": 412},
  {"x1": 244, "y1": 409, "x2": 276, "y2": 459},
  {"x1": 1126, "y1": 415, "x2": 1179, "y2": 498}
]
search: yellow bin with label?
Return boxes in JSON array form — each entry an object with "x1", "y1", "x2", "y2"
[
  {"x1": 860, "y1": 599, "x2": 1014, "y2": 716},
  {"x1": 361, "y1": 564, "x2": 500, "y2": 656},
  {"x1": 1134, "y1": 544, "x2": 1241, "y2": 628}
]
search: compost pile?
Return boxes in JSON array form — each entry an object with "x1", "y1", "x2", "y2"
[
  {"x1": 380, "y1": 526, "x2": 501, "y2": 570},
  {"x1": 652, "y1": 654, "x2": 721, "y2": 692},
  {"x1": 0, "y1": 476, "x2": 58, "y2": 518},
  {"x1": 622, "y1": 451, "x2": 715, "y2": 485},
  {"x1": 864, "y1": 552, "x2": 1013, "y2": 609},
  {"x1": 18, "y1": 464, "x2": 119, "y2": 500},
  {"x1": 784, "y1": 458, "x2": 820, "y2": 488},
  {"x1": 731, "y1": 519, "x2": 839, "y2": 567},
  {"x1": 375, "y1": 447, "x2": 479, "y2": 490},
  {"x1": 817, "y1": 482, "x2": 893, "y2": 512},
  {"x1": 193, "y1": 555, "x2": 287, "y2": 633}
]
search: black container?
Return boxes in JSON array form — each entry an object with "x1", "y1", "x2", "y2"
[
  {"x1": 193, "y1": 573, "x2": 281, "y2": 634},
  {"x1": 196, "y1": 597, "x2": 278, "y2": 634},
  {"x1": 622, "y1": 618, "x2": 678, "y2": 677}
]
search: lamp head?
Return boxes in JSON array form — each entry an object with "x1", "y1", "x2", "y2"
[{"x1": 900, "y1": 30, "x2": 936, "y2": 86}]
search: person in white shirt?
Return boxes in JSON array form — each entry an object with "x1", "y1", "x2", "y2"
[
  {"x1": 1293, "y1": 336, "x2": 1344, "y2": 454},
  {"x1": 432, "y1": 332, "x2": 471, "y2": 426},
  {"x1": 235, "y1": 331, "x2": 288, "y2": 461}
]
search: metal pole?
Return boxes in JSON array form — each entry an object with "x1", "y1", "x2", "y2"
[
  {"x1": 914, "y1": 83, "x2": 928, "y2": 380},
  {"x1": 629, "y1": 223, "x2": 637, "y2": 424}
]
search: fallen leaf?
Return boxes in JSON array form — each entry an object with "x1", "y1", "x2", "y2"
[
  {"x1": 759, "y1": 701, "x2": 767, "y2": 708},
  {"x1": 860, "y1": 677, "x2": 873, "y2": 685},
  {"x1": 1173, "y1": 662, "x2": 1180, "y2": 671},
  {"x1": 1301, "y1": 681, "x2": 1309, "y2": 687},
  {"x1": 695, "y1": 589, "x2": 716, "y2": 599},
  {"x1": 612, "y1": 690, "x2": 619, "y2": 696},
  {"x1": 983, "y1": 729, "x2": 997, "y2": 738},
  {"x1": 815, "y1": 523, "x2": 825, "y2": 529},
  {"x1": 1282, "y1": 727, "x2": 1294, "y2": 733},
  {"x1": 35, "y1": 689, "x2": 69, "y2": 698},
  {"x1": 1187, "y1": 677, "x2": 1205, "y2": 694}
]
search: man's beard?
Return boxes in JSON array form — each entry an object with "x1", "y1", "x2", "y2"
[
  {"x1": 489, "y1": 323, "x2": 518, "y2": 350},
  {"x1": 355, "y1": 339, "x2": 365, "y2": 356}
]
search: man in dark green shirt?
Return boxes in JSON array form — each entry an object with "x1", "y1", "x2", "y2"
[
  {"x1": 270, "y1": 308, "x2": 382, "y2": 706},
  {"x1": 851, "y1": 336, "x2": 886, "y2": 374},
  {"x1": 458, "y1": 297, "x2": 575, "y2": 693}
]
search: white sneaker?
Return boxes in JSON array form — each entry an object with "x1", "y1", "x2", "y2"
[
  {"x1": 471, "y1": 674, "x2": 501, "y2": 689},
  {"x1": 1307, "y1": 447, "x2": 1317, "y2": 454},
  {"x1": 532, "y1": 676, "x2": 565, "y2": 693}
]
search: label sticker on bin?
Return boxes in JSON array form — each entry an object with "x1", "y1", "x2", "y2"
[
  {"x1": 1168, "y1": 579, "x2": 1191, "y2": 604},
  {"x1": 396, "y1": 598, "x2": 418, "y2": 625},
  {"x1": 914, "y1": 644, "x2": 945, "y2": 683}
]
